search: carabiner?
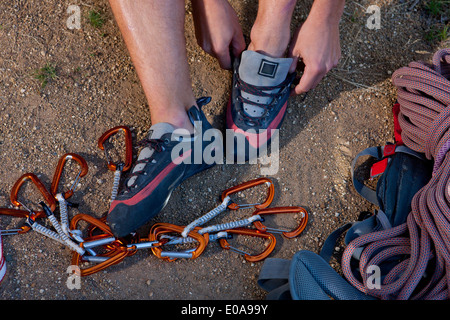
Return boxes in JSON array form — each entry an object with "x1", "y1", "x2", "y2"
[
  {"x1": 0, "y1": 208, "x2": 30, "y2": 236},
  {"x1": 252, "y1": 206, "x2": 308, "y2": 238},
  {"x1": 69, "y1": 213, "x2": 130, "y2": 276},
  {"x1": 0, "y1": 208, "x2": 46, "y2": 234},
  {"x1": 97, "y1": 126, "x2": 133, "y2": 172},
  {"x1": 51, "y1": 153, "x2": 89, "y2": 199},
  {"x1": 218, "y1": 227, "x2": 276, "y2": 262},
  {"x1": 221, "y1": 177, "x2": 275, "y2": 210},
  {"x1": 10, "y1": 173, "x2": 56, "y2": 212},
  {"x1": 0, "y1": 207, "x2": 35, "y2": 219},
  {"x1": 149, "y1": 223, "x2": 209, "y2": 261},
  {"x1": 70, "y1": 213, "x2": 115, "y2": 238},
  {"x1": 71, "y1": 247, "x2": 128, "y2": 276}
]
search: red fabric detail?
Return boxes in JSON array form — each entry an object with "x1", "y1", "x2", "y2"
[
  {"x1": 392, "y1": 103, "x2": 403, "y2": 145},
  {"x1": 370, "y1": 158, "x2": 389, "y2": 178},
  {"x1": 383, "y1": 144, "x2": 396, "y2": 157},
  {"x1": 108, "y1": 150, "x2": 192, "y2": 213}
]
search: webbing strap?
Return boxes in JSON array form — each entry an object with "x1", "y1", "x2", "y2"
[
  {"x1": 351, "y1": 145, "x2": 427, "y2": 206},
  {"x1": 257, "y1": 258, "x2": 292, "y2": 300},
  {"x1": 319, "y1": 222, "x2": 353, "y2": 262},
  {"x1": 351, "y1": 146, "x2": 382, "y2": 206},
  {"x1": 0, "y1": 233, "x2": 6, "y2": 284}
]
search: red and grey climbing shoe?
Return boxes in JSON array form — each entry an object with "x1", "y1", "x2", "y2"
[
  {"x1": 107, "y1": 97, "x2": 218, "y2": 237},
  {"x1": 226, "y1": 50, "x2": 295, "y2": 162}
]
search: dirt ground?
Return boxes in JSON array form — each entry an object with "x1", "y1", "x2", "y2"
[{"x1": 0, "y1": 0, "x2": 447, "y2": 301}]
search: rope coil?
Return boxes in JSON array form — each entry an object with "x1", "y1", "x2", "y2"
[{"x1": 342, "y1": 49, "x2": 450, "y2": 300}]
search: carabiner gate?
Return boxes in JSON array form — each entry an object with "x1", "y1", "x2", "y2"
[
  {"x1": 69, "y1": 213, "x2": 130, "y2": 276},
  {"x1": 252, "y1": 206, "x2": 308, "y2": 238},
  {"x1": 0, "y1": 207, "x2": 46, "y2": 234},
  {"x1": 218, "y1": 227, "x2": 276, "y2": 262},
  {"x1": 10, "y1": 173, "x2": 57, "y2": 212},
  {"x1": 51, "y1": 153, "x2": 89, "y2": 200},
  {"x1": 221, "y1": 177, "x2": 275, "y2": 210},
  {"x1": 149, "y1": 223, "x2": 209, "y2": 261},
  {"x1": 97, "y1": 126, "x2": 133, "y2": 172}
]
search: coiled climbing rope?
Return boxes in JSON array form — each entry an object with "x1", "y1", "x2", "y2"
[{"x1": 342, "y1": 49, "x2": 450, "y2": 300}]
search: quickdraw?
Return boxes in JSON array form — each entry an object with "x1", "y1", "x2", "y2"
[
  {"x1": 218, "y1": 228, "x2": 276, "y2": 262},
  {"x1": 51, "y1": 153, "x2": 89, "y2": 200},
  {"x1": 252, "y1": 206, "x2": 308, "y2": 238},
  {"x1": 221, "y1": 177, "x2": 275, "y2": 210},
  {"x1": 149, "y1": 223, "x2": 209, "y2": 262},
  {"x1": 182, "y1": 177, "x2": 275, "y2": 237},
  {"x1": 1, "y1": 127, "x2": 310, "y2": 277},
  {"x1": 51, "y1": 153, "x2": 89, "y2": 236},
  {"x1": 174, "y1": 178, "x2": 308, "y2": 262},
  {"x1": 98, "y1": 126, "x2": 133, "y2": 202}
]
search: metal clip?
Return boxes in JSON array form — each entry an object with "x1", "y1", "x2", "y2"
[
  {"x1": 72, "y1": 249, "x2": 128, "y2": 277},
  {"x1": 51, "y1": 153, "x2": 88, "y2": 200},
  {"x1": 69, "y1": 213, "x2": 131, "y2": 276},
  {"x1": 149, "y1": 223, "x2": 208, "y2": 261},
  {"x1": 0, "y1": 229, "x2": 23, "y2": 236},
  {"x1": 97, "y1": 126, "x2": 133, "y2": 172},
  {"x1": 218, "y1": 228, "x2": 276, "y2": 262},
  {"x1": 10, "y1": 173, "x2": 57, "y2": 212},
  {"x1": 221, "y1": 177, "x2": 275, "y2": 210},
  {"x1": 252, "y1": 206, "x2": 308, "y2": 238},
  {"x1": 0, "y1": 207, "x2": 40, "y2": 234}
]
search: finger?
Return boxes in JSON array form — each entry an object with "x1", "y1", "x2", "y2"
[
  {"x1": 294, "y1": 64, "x2": 325, "y2": 95},
  {"x1": 289, "y1": 55, "x2": 299, "y2": 74},
  {"x1": 215, "y1": 48, "x2": 232, "y2": 70},
  {"x1": 231, "y1": 30, "x2": 246, "y2": 58}
]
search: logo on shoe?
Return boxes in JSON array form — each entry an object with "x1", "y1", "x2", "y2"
[
  {"x1": 258, "y1": 60, "x2": 279, "y2": 79},
  {"x1": 170, "y1": 121, "x2": 280, "y2": 175}
]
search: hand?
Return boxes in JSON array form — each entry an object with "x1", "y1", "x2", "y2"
[
  {"x1": 191, "y1": 0, "x2": 246, "y2": 69},
  {"x1": 288, "y1": 4, "x2": 343, "y2": 95}
]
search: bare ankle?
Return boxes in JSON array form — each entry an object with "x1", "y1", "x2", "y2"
[
  {"x1": 151, "y1": 110, "x2": 194, "y2": 133},
  {"x1": 249, "y1": 1, "x2": 295, "y2": 58},
  {"x1": 248, "y1": 24, "x2": 291, "y2": 58}
]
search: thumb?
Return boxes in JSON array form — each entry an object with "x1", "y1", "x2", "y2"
[{"x1": 289, "y1": 56, "x2": 299, "y2": 74}]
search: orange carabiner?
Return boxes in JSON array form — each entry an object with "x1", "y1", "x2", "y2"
[
  {"x1": 0, "y1": 207, "x2": 35, "y2": 219},
  {"x1": 97, "y1": 126, "x2": 133, "y2": 172},
  {"x1": 70, "y1": 213, "x2": 129, "y2": 276},
  {"x1": 10, "y1": 173, "x2": 56, "y2": 212},
  {"x1": 252, "y1": 206, "x2": 308, "y2": 238},
  {"x1": 149, "y1": 223, "x2": 209, "y2": 261},
  {"x1": 71, "y1": 246, "x2": 128, "y2": 277},
  {"x1": 221, "y1": 177, "x2": 275, "y2": 210},
  {"x1": 69, "y1": 213, "x2": 114, "y2": 237},
  {"x1": 218, "y1": 227, "x2": 276, "y2": 262},
  {"x1": 0, "y1": 207, "x2": 45, "y2": 234},
  {"x1": 51, "y1": 153, "x2": 89, "y2": 199}
]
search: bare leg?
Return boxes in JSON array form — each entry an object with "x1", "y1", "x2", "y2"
[
  {"x1": 109, "y1": 0, "x2": 195, "y2": 132},
  {"x1": 248, "y1": 0, "x2": 297, "y2": 58}
]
